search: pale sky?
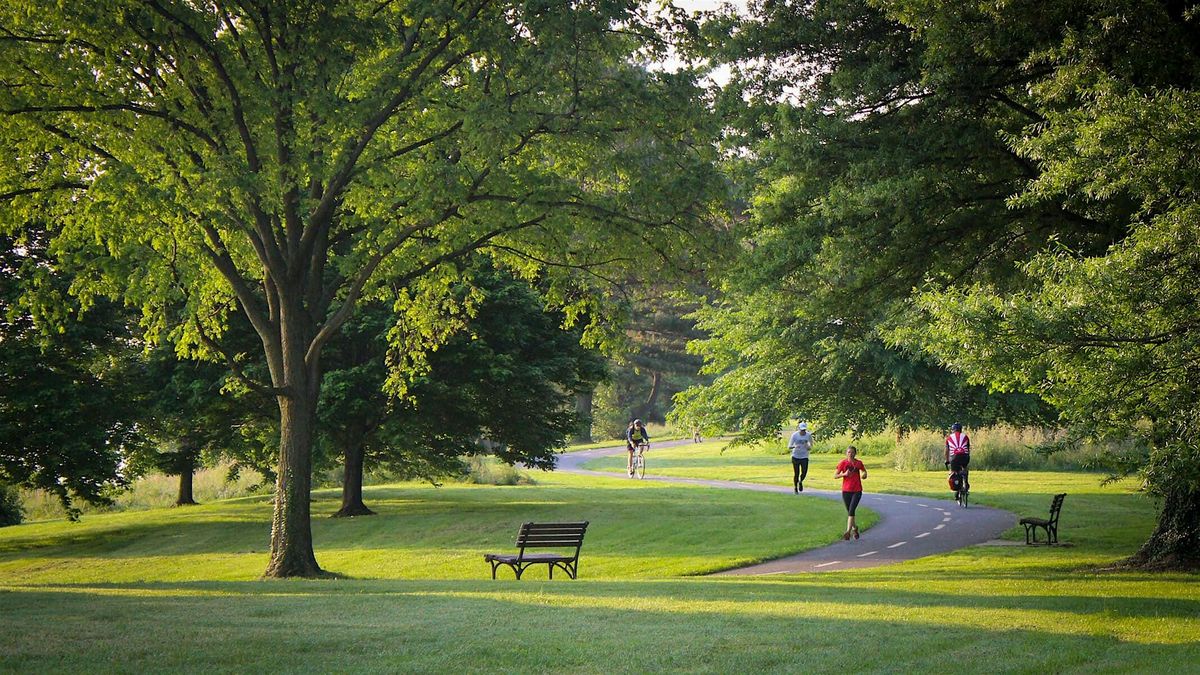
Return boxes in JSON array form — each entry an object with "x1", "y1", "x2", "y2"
[{"x1": 654, "y1": 0, "x2": 749, "y2": 84}]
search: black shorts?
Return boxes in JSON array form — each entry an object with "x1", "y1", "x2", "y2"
[
  {"x1": 949, "y1": 454, "x2": 970, "y2": 472},
  {"x1": 842, "y1": 491, "x2": 863, "y2": 516}
]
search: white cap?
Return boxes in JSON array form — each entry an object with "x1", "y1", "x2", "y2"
[{"x1": 798, "y1": 422, "x2": 808, "y2": 431}]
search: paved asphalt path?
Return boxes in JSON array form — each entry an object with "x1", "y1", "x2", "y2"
[{"x1": 556, "y1": 440, "x2": 1016, "y2": 575}]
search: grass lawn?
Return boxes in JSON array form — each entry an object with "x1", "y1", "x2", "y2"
[{"x1": 1, "y1": 444, "x2": 1196, "y2": 673}]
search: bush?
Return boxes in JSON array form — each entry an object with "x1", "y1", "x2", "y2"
[
  {"x1": 461, "y1": 456, "x2": 535, "y2": 486},
  {"x1": 0, "y1": 483, "x2": 24, "y2": 527},
  {"x1": 892, "y1": 429, "x2": 946, "y2": 471},
  {"x1": 812, "y1": 430, "x2": 894, "y2": 456}
]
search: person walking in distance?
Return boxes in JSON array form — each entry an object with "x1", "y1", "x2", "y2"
[
  {"x1": 834, "y1": 445, "x2": 868, "y2": 540},
  {"x1": 788, "y1": 422, "x2": 814, "y2": 493},
  {"x1": 945, "y1": 422, "x2": 971, "y2": 492}
]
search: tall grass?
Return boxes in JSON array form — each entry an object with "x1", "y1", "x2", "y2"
[
  {"x1": 18, "y1": 465, "x2": 268, "y2": 522},
  {"x1": 892, "y1": 426, "x2": 1135, "y2": 472},
  {"x1": 742, "y1": 425, "x2": 1129, "y2": 473},
  {"x1": 458, "y1": 455, "x2": 536, "y2": 486},
  {"x1": 756, "y1": 429, "x2": 901, "y2": 458}
]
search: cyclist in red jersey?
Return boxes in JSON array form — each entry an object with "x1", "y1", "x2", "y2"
[
  {"x1": 834, "y1": 445, "x2": 868, "y2": 540},
  {"x1": 945, "y1": 422, "x2": 970, "y2": 492}
]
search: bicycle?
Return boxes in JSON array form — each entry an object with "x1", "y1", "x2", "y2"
[
  {"x1": 948, "y1": 466, "x2": 969, "y2": 508},
  {"x1": 631, "y1": 441, "x2": 648, "y2": 479}
]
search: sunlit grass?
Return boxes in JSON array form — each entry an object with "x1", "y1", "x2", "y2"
[
  {"x1": 583, "y1": 441, "x2": 1155, "y2": 549},
  {"x1": 0, "y1": 471, "x2": 850, "y2": 583},
  {"x1": 0, "y1": 442, "x2": 1194, "y2": 673},
  {"x1": 1, "y1": 570, "x2": 1196, "y2": 673}
]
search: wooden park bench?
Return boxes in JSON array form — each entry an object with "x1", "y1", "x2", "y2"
[
  {"x1": 1020, "y1": 493, "x2": 1066, "y2": 545},
  {"x1": 483, "y1": 521, "x2": 589, "y2": 580}
]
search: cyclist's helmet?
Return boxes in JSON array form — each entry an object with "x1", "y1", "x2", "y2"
[
  {"x1": 951, "y1": 422, "x2": 963, "y2": 432},
  {"x1": 633, "y1": 419, "x2": 642, "y2": 426}
]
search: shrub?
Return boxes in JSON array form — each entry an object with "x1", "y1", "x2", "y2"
[
  {"x1": 0, "y1": 483, "x2": 24, "y2": 527},
  {"x1": 812, "y1": 430, "x2": 894, "y2": 456},
  {"x1": 752, "y1": 429, "x2": 895, "y2": 457},
  {"x1": 892, "y1": 430, "x2": 946, "y2": 471},
  {"x1": 461, "y1": 456, "x2": 535, "y2": 486}
]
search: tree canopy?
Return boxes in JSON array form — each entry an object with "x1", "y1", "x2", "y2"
[
  {"x1": 0, "y1": 1, "x2": 722, "y2": 576},
  {"x1": 321, "y1": 262, "x2": 606, "y2": 517},
  {"x1": 0, "y1": 233, "x2": 143, "y2": 516},
  {"x1": 677, "y1": 0, "x2": 1199, "y2": 567}
]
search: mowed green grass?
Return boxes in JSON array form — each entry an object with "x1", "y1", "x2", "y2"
[
  {"x1": 1, "y1": 444, "x2": 1197, "y2": 673},
  {"x1": 587, "y1": 441, "x2": 1158, "y2": 552},
  {"x1": 0, "y1": 470, "x2": 848, "y2": 583}
]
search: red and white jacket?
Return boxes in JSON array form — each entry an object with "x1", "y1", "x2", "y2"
[{"x1": 945, "y1": 432, "x2": 971, "y2": 456}]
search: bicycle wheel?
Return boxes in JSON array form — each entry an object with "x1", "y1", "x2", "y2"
[
  {"x1": 634, "y1": 453, "x2": 645, "y2": 479},
  {"x1": 961, "y1": 488, "x2": 969, "y2": 508}
]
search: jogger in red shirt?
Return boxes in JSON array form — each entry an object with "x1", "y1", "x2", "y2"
[{"x1": 834, "y1": 445, "x2": 868, "y2": 540}]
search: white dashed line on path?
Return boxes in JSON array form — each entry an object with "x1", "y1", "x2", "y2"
[
  {"x1": 942, "y1": 517, "x2": 952, "y2": 522},
  {"x1": 895, "y1": 500, "x2": 909, "y2": 504},
  {"x1": 934, "y1": 524, "x2": 946, "y2": 530},
  {"x1": 814, "y1": 561, "x2": 841, "y2": 568},
  {"x1": 915, "y1": 532, "x2": 930, "y2": 538},
  {"x1": 887, "y1": 541, "x2": 907, "y2": 549},
  {"x1": 857, "y1": 551, "x2": 878, "y2": 558},
  {"x1": 917, "y1": 504, "x2": 929, "y2": 508}
]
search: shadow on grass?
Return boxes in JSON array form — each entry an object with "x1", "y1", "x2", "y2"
[
  {"x1": 0, "y1": 483, "x2": 842, "y2": 561},
  {"x1": 1, "y1": 579, "x2": 1197, "y2": 673},
  {"x1": 14, "y1": 573, "x2": 1199, "y2": 620}
]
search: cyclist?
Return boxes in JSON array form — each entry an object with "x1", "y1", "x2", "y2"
[
  {"x1": 626, "y1": 419, "x2": 650, "y2": 477},
  {"x1": 945, "y1": 422, "x2": 971, "y2": 496}
]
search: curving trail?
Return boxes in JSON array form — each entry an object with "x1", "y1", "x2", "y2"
[{"x1": 556, "y1": 441, "x2": 1016, "y2": 574}]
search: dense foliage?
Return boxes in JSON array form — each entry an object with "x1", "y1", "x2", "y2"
[
  {"x1": 0, "y1": 482, "x2": 23, "y2": 527},
  {"x1": 678, "y1": 0, "x2": 1199, "y2": 567},
  {"x1": 0, "y1": 1, "x2": 721, "y2": 575},
  {"x1": 320, "y1": 263, "x2": 606, "y2": 516},
  {"x1": 0, "y1": 235, "x2": 143, "y2": 517}
]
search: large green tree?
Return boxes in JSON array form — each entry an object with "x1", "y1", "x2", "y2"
[
  {"x1": 0, "y1": 1, "x2": 719, "y2": 576},
  {"x1": 0, "y1": 233, "x2": 144, "y2": 516},
  {"x1": 129, "y1": 342, "x2": 268, "y2": 506},
  {"x1": 904, "y1": 0, "x2": 1200, "y2": 568},
  {"x1": 683, "y1": 0, "x2": 1199, "y2": 567},
  {"x1": 321, "y1": 263, "x2": 605, "y2": 517},
  {"x1": 674, "y1": 0, "x2": 1064, "y2": 440}
]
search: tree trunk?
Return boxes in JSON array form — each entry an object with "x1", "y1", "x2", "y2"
[
  {"x1": 1125, "y1": 484, "x2": 1200, "y2": 571},
  {"x1": 175, "y1": 460, "x2": 198, "y2": 506},
  {"x1": 263, "y1": 306, "x2": 323, "y2": 578},
  {"x1": 572, "y1": 389, "x2": 594, "y2": 444},
  {"x1": 632, "y1": 371, "x2": 663, "y2": 423},
  {"x1": 333, "y1": 434, "x2": 375, "y2": 518}
]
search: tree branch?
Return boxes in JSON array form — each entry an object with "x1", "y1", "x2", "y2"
[
  {"x1": 0, "y1": 182, "x2": 87, "y2": 201},
  {"x1": 192, "y1": 315, "x2": 280, "y2": 398},
  {"x1": 303, "y1": 208, "x2": 459, "y2": 365}
]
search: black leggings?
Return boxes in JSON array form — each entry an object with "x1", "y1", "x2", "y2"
[
  {"x1": 842, "y1": 491, "x2": 863, "y2": 516},
  {"x1": 791, "y1": 457, "x2": 809, "y2": 486}
]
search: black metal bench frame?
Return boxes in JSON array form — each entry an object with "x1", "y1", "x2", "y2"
[
  {"x1": 1020, "y1": 493, "x2": 1065, "y2": 545},
  {"x1": 484, "y1": 521, "x2": 589, "y2": 580}
]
